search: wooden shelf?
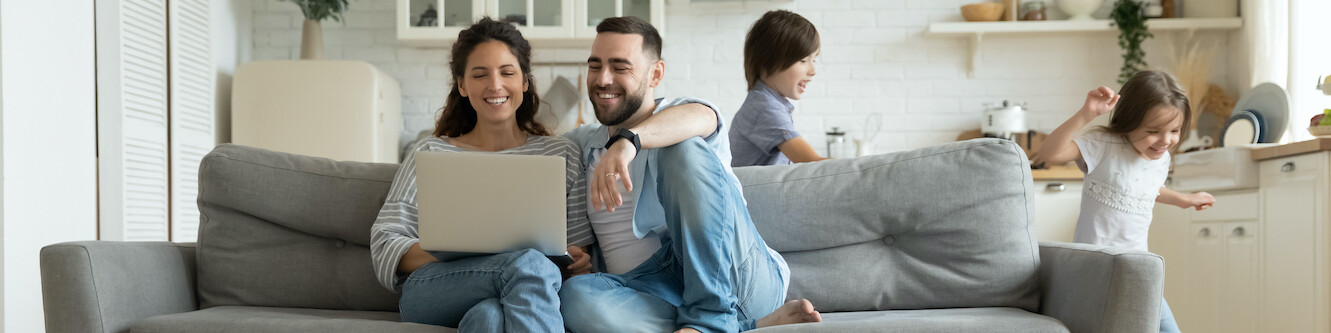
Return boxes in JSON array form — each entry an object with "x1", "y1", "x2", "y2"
[
  {"x1": 925, "y1": 17, "x2": 1244, "y2": 77},
  {"x1": 927, "y1": 17, "x2": 1242, "y2": 36}
]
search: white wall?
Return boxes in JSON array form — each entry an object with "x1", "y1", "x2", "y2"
[
  {"x1": 0, "y1": 0, "x2": 100, "y2": 332},
  {"x1": 251, "y1": 0, "x2": 1238, "y2": 154},
  {"x1": 214, "y1": 0, "x2": 254, "y2": 144}
]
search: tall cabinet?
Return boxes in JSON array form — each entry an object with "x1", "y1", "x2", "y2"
[
  {"x1": 1258, "y1": 151, "x2": 1328, "y2": 332},
  {"x1": 96, "y1": 0, "x2": 214, "y2": 242},
  {"x1": 1152, "y1": 191, "x2": 1260, "y2": 333},
  {"x1": 1155, "y1": 141, "x2": 1331, "y2": 332}
]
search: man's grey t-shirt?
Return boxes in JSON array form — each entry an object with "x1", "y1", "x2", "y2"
[{"x1": 729, "y1": 81, "x2": 799, "y2": 167}]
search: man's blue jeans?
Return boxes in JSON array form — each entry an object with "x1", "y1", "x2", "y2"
[
  {"x1": 398, "y1": 249, "x2": 563, "y2": 332},
  {"x1": 560, "y1": 137, "x2": 788, "y2": 333}
]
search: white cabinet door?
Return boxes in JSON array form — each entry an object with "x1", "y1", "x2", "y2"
[
  {"x1": 97, "y1": 0, "x2": 170, "y2": 241},
  {"x1": 574, "y1": 0, "x2": 664, "y2": 38},
  {"x1": 1031, "y1": 180, "x2": 1081, "y2": 242},
  {"x1": 1151, "y1": 201, "x2": 1190, "y2": 307},
  {"x1": 398, "y1": 0, "x2": 486, "y2": 45},
  {"x1": 168, "y1": 0, "x2": 214, "y2": 242},
  {"x1": 1221, "y1": 221, "x2": 1259, "y2": 333},
  {"x1": 1180, "y1": 222, "x2": 1224, "y2": 333},
  {"x1": 490, "y1": 0, "x2": 576, "y2": 39},
  {"x1": 399, "y1": 0, "x2": 663, "y2": 45},
  {"x1": 1259, "y1": 152, "x2": 1326, "y2": 333}
]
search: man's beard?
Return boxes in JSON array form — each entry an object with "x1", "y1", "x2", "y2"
[{"x1": 592, "y1": 84, "x2": 647, "y2": 127}]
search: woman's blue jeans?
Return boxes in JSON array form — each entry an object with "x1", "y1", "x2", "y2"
[{"x1": 399, "y1": 248, "x2": 563, "y2": 332}]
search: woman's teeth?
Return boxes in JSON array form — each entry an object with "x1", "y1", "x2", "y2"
[{"x1": 486, "y1": 97, "x2": 507, "y2": 105}]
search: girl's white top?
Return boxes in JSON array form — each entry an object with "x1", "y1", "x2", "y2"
[{"x1": 1073, "y1": 130, "x2": 1171, "y2": 251}]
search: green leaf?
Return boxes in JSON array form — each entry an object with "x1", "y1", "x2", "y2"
[
  {"x1": 1111, "y1": 0, "x2": 1153, "y2": 84},
  {"x1": 277, "y1": 0, "x2": 351, "y2": 22}
]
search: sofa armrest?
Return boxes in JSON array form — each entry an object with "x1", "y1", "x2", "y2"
[
  {"x1": 41, "y1": 241, "x2": 198, "y2": 333},
  {"x1": 1037, "y1": 241, "x2": 1163, "y2": 333}
]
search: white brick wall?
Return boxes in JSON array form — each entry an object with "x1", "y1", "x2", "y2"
[{"x1": 252, "y1": 0, "x2": 1236, "y2": 155}]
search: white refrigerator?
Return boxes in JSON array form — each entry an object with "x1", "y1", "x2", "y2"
[{"x1": 232, "y1": 60, "x2": 402, "y2": 163}]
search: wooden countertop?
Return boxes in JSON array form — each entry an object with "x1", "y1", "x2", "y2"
[
  {"x1": 1251, "y1": 138, "x2": 1331, "y2": 161},
  {"x1": 1032, "y1": 164, "x2": 1084, "y2": 181}
]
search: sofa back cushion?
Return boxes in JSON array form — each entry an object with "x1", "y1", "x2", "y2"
[
  {"x1": 733, "y1": 139, "x2": 1041, "y2": 313},
  {"x1": 196, "y1": 144, "x2": 401, "y2": 311}
]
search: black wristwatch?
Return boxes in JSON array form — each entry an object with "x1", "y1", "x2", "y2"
[{"x1": 605, "y1": 127, "x2": 641, "y2": 154}]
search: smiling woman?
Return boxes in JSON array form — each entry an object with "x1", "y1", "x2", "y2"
[{"x1": 369, "y1": 17, "x2": 595, "y2": 331}]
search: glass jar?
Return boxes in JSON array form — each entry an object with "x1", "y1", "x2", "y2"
[
  {"x1": 825, "y1": 127, "x2": 847, "y2": 159},
  {"x1": 1021, "y1": 1, "x2": 1046, "y2": 21}
]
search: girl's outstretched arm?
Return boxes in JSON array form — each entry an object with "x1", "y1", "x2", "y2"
[
  {"x1": 1040, "y1": 86, "x2": 1120, "y2": 165},
  {"x1": 1158, "y1": 187, "x2": 1215, "y2": 210}
]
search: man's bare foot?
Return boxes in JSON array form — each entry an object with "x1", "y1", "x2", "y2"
[
  {"x1": 756, "y1": 299, "x2": 823, "y2": 328},
  {"x1": 673, "y1": 328, "x2": 701, "y2": 333}
]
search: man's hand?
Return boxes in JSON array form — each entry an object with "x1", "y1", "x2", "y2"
[
  {"x1": 1079, "y1": 86, "x2": 1120, "y2": 119},
  {"x1": 566, "y1": 245, "x2": 592, "y2": 277},
  {"x1": 591, "y1": 139, "x2": 636, "y2": 212},
  {"x1": 1185, "y1": 191, "x2": 1215, "y2": 211}
]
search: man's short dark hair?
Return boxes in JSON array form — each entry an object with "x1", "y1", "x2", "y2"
[
  {"x1": 744, "y1": 10, "x2": 819, "y2": 90},
  {"x1": 596, "y1": 16, "x2": 662, "y2": 61}
]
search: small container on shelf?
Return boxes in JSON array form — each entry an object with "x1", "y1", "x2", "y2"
[{"x1": 1021, "y1": 1, "x2": 1047, "y2": 20}]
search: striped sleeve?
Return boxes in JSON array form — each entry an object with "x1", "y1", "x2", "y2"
[
  {"x1": 369, "y1": 142, "x2": 428, "y2": 292},
  {"x1": 556, "y1": 139, "x2": 595, "y2": 247}
]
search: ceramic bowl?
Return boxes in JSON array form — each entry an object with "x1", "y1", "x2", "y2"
[
  {"x1": 1309, "y1": 125, "x2": 1331, "y2": 137},
  {"x1": 961, "y1": 3, "x2": 1005, "y2": 22},
  {"x1": 1057, "y1": 0, "x2": 1103, "y2": 20}
]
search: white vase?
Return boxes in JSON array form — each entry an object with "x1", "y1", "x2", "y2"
[{"x1": 1058, "y1": 0, "x2": 1104, "y2": 20}]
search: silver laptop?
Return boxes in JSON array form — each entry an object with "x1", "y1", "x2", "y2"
[{"x1": 414, "y1": 151, "x2": 567, "y2": 259}]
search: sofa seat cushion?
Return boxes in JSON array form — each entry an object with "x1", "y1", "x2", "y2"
[
  {"x1": 132, "y1": 306, "x2": 452, "y2": 333},
  {"x1": 747, "y1": 307, "x2": 1068, "y2": 333}
]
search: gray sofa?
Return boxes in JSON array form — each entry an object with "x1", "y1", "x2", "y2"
[{"x1": 41, "y1": 139, "x2": 1164, "y2": 333}]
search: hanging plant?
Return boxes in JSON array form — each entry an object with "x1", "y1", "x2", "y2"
[
  {"x1": 279, "y1": 0, "x2": 351, "y2": 23},
  {"x1": 1110, "y1": 0, "x2": 1152, "y2": 84}
]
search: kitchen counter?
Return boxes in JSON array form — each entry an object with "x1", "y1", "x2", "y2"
[
  {"x1": 1251, "y1": 138, "x2": 1331, "y2": 161},
  {"x1": 1032, "y1": 164, "x2": 1084, "y2": 180}
]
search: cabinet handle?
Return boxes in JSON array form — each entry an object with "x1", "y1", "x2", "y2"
[
  {"x1": 1232, "y1": 226, "x2": 1246, "y2": 237},
  {"x1": 1199, "y1": 228, "x2": 1211, "y2": 237},
  {"x1": 1045, "y1": 183, "x2": 1065, "y2": 192},
  {"x1": 1282, "y1": 162, "x2": 1296, "y2": 172}
]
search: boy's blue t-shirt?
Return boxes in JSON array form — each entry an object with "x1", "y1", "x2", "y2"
[{"x1": 728, "y1": 81, "x2": 800, "y2": 167}]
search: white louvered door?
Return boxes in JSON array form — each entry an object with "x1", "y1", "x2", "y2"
[
  {"x1": 168, "y1": 0, "x2": 212, "y2": 242},
  {"x1": 97, "y1": 0, "x2": 214, "y2": 242},
  {"x1": 98, "y1": 0, "x2": 170, "y2": 241}
]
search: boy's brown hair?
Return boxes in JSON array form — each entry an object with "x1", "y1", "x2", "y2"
[{"x1": 743, "y1": 10, "x2": 819, "y2": 90}]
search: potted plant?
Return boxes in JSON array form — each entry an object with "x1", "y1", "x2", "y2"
[
  {"x1": 279, "y1": 0, "x2": 351, "y2": 59},
  {"x1": 1110, "y1": 0, "x2": 1152, "y2": 84}
]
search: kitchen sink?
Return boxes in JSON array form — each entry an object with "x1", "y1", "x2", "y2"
[{"x1": 1171, "y1": 144, "x2": 1276, "y2": 192}]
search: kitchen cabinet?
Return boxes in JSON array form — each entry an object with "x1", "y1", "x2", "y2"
[
  {"x1": 397, "y1": 0, "x2": 664, "y2": 47},
  {"x1": 1151, "y1": 189, "x2": 1259, "y2": 333},
  {"x1": 1258, "y1": 151, "x2": 1328, "y2": 332},
  {"x1": 1031, "y1": 180, "x2": 1081, "y2": 242}
]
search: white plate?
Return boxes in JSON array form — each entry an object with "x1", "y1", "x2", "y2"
[{"x1": 1232, "y1": 83, "x2": 1289, "y2": 143}]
